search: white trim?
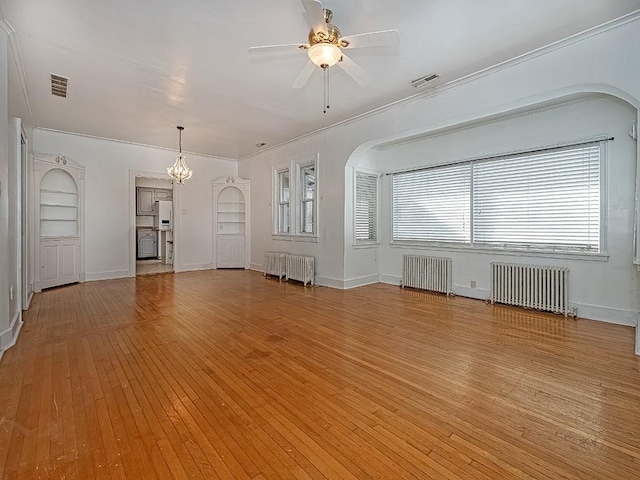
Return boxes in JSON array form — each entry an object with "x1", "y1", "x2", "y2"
[
  {"x1": 635, "y1": 321, "x2": 639, "y2": 356},
  {"x1": 0, "y1": 311, "x2": 24, "y2": 363},
  {"x1": 85, "y1": 270, "x2": 131, "y2": 282},
  {"x1": 239, "y1": 11, "x2": 640, "y2": 161},
  {"x1": 129, "y1": 170, "x2": 177, "y2": 277},
  {"x1": 314, "y1": 276, "x2": 345, "y2": 289},
  {"x1": 23, "y1": 292, "x2": 33, "y2": 310},
  {"x1": 571, "y1": 302, "x2": 638, "y2": 327},
  {"x1": 250, "y1": 262, "x2": 263, "y2": 272},
  {"x1": 380, "y1": 274, "x2": 402, "y2": 286},
  {"x1": 3, "y1": 19, "x2": 35, "y2": 126},
  {"x1": 343, "y1": 274, "x2": 380, "y2": 290},
  {"x1": 453, "y1": 285, "x2": 491, "y2": 300},
  {"x1": 174, "y1": 262, "x2": 213, "y2": 273},
  {"x1": 37, "y1": 128, "x2": 236, "y2": 163},
  {"x1": 388, "y1": 242, "x2": 609, "y2": 262}
]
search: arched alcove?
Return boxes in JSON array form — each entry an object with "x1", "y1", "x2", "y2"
[{"x1": 212, "y1": 176, "x2": 251, "y2": 269}]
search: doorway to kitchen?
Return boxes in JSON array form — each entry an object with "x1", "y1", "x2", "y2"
[{"x1": 130, "y1": 172, "x2": 175, "y2": 277}]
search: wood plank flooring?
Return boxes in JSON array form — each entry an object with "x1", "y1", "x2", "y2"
[{"x1": 1, "y1": 269, "x2": 639, "y2": 479}]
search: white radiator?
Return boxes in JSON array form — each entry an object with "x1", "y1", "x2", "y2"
[
  {"x1": 264, "y1": 251, "x2": 287, "y2": 280},
  {"x1": 491, "y1": 262, "x2": 569, "y2": 316},
  {"x1": 402, "y1": 254, "x2": 452, "y2": 295},
  {"x1": 286, "y1": 254, "x2": 315, "y2": 286}
]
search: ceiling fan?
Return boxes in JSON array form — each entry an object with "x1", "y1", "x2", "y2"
[{"x1": 249, "y1": 0, "x2": 400, "y2": 110}]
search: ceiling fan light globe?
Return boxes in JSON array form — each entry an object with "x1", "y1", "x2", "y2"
[{"x1": 308, "y1": 43, "x2": 341, "y2": 68}]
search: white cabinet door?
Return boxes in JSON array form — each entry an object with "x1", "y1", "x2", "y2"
[
  {"x1": 216, "y1": 235, "x2": 245, "y2": 268},
  {"x1": 40, "y1": 238, "x2": 80, "y2": 289},
  {"x1": 136, "y1": 188, "x2": 155, "y2": 215}
]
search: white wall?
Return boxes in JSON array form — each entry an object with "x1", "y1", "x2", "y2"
[
  {"x1": 239, "y1": 17, "x2": 640, "y2": 335},
  {"x1": 33, "y1": 130, "x2": 237, "y2": 281},
  {"x1": 372, "y1": 96, "x2": 638, "y2": 326}
]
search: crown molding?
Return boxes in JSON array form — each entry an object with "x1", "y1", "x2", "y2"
[
  {"x1": 34, "y1": 127, "x2": 237, "y2": 163},
  {"x1": 1, "y1": 18, "x2": 35, "y2": 126},
  {"x1": 239, "y1": 9, "x2": 640, "y2": 161}
]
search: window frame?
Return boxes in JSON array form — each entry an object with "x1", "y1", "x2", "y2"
[
  {"x1": 354, "y1": 169, "x2": 380, "y2": 246},
  {"x1": 389, "y1": 140, "x2": 608, "y2": 258},
  {"x1": 272, "y1": 154, "x2": 319, "y2": 241},
  {"x1": 273, "y1": 166, "x2": 291, "y2": 235}
]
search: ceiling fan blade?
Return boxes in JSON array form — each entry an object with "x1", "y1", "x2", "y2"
[
  {"x1": 337, "y1": 53, "x2": 371, "y2": 87},
  {"x1": 340, "y1": 29, "x2": 400, "y2": 49},
  {"x1": 292, "y1": 61, "x2": 317, "y2": 88},
  {"x1": 301, "y1": 0, "x2": 327, "y2": 35},
  {"x1": 248, "y1": 43, "x2": 306, "y2": 55}
]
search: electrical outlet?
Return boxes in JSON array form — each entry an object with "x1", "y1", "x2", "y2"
[
  {"x1": 10, "y1": 286, "x2": 14, "y2": 300},
  {"x1": 181, "y1": 208, "x2": 188, "y2": 215},
  {"x1": 470, "y1": 280, "x2": 476, "y2": 288}
]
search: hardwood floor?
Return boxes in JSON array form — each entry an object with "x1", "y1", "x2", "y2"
[{"x1": 1, "y1": 270, "x2": 638, "y2": 479}]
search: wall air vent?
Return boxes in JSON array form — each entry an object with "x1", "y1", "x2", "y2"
[
  {"x1": 50, "y1": 73, "x2": 69, "y2": 98},
  {"x1": 411, "y1": 73, "x2": 440, "y2": 89}
]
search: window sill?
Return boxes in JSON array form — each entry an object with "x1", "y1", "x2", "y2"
[
  {"x1": 389, "y1": 241, "x2": 609, "y2": 262},
  {"x1": 272, "y1": 234, "x2": 319, "y2": 244},
  {"x1": 352, "y1": 242, "x2": 380, "y2": 249}
]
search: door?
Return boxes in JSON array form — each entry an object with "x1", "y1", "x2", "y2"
[
  {"x1": 40, "y1": 238, "x2": 80, "y2": 289},
  {"x1": 38, "y1": 167, "x2": 81, "y2": 290},
  {"x1": 217, "y1": 236, "x2": 245, "y2": 268}
]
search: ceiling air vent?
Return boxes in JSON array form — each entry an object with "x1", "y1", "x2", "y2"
[
  {"x1": 411, "y1": 73, "x2": 440, "y2": 89},
  {"x1": 50, "y1": 73, "x2": 69, "y2": 98}
]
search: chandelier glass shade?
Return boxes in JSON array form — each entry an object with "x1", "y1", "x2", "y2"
[{"x1": 167, "y1": 126, "x2": 193, "y2": 184}]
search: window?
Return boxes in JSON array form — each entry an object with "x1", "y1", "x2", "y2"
[
  {"x1": 273, "y1": 155, "x2": 318, "y2": 239},
  {"x1": 299, "y1": 163, "x2": 315, "y2": 234},
  {"x1": 393, "y1": 163, "x2": 471, "y2": 243},
  {"x1": 391, "y1": 142, "x2": 603, "y2": 253},
  {"x1": 355, "y1": 171, "x2": 378, "y2": 243},
  {"x1": 276, "y1": 168, "x2": 290, "y2": 233}
]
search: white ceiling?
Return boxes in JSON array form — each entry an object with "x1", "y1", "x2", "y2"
[{"x1": 3, "y1": 0, "x2": 640, "y2": 159}]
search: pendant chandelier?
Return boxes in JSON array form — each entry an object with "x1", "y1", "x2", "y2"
[{"x1": 167, "y1": 126, "x2": 193, "y2": 184}]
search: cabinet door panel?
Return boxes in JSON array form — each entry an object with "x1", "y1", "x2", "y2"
[{"x1": 136, "y1": 188, "x2": 155, "y2": 215}]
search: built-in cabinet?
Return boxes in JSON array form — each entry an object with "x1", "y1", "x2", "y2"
[
  {"x1": 136, "y1": 187, "x2": 172, "y2": 215},
  {"x1": 34, "y1": 154, "x2": 85, "y2": 291},
  {"x1": 213, "y1": 176, "x2": 250, "y2": 269}
]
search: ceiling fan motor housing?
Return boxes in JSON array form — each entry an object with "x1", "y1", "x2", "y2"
[{"x1": 308, "y1": 9, "x2": 342, "y2": 46}]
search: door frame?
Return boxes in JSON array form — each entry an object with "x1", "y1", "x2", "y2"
[
  {"x1": 212, "y1": 176, "x2": 251, "y2": 269},
  {"x1": 128, "y1": 170, "x2": 177, "y2": 276}
]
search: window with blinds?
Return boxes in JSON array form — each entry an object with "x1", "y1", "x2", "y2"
[
  {"x1": 393, "y1": 163, "x2": 471, "y2": 243},
  {"x1": 355, "y1": 172, "x2": 378, "y2": 242},
  {"x1": 473, "y1": 144, "x2": 600, "y2": 251},
  {"x1": 391, "y1": 142, "x2": 602, "y2": 252}
]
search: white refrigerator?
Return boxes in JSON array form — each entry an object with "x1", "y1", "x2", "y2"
[{"x1": 154, "y1": 201, "x2": 173, "y2": 230}]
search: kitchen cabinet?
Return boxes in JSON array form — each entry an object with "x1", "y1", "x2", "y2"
[
  {"x1": 137, "y1": 188, "x2": 173, "y2": 216},
  {"x1": 154, "y1": 189, "x2": 172, "y2": 201},
  {"x1": 136, "y1": 188, "x2": 155, "y2": 215}
]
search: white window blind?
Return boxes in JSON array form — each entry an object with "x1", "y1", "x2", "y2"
[
  {"x1": 392, "y1": 163, "x2": 471, "y2": 242},
  {"x1": 473, "y1": 143, "x2": 600, "y2": 251},
  {"x1": 355, "y1": 172, "x2": 378, "y2": 242}
]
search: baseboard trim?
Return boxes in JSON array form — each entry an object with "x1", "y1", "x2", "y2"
[
  {"x1": 380, "y1": 274, "x2": 402, "y2": 286},
  {"x1": 250, "y1": 262, "x2": 264, "y2": 272},
  {"x1": 314, "y1": 276, "x2": 345, "y2": 289},
  {"x1": 452, "y1": 285, "x2": 491, "y2": 300},
  {"x1": 0, "y1": 311, "x2": 24, "y2": 363},
  {"x1": 571, "y1": 302, "x2": 638, "y2": 327},
  {"x1": 343, "y1": 274, "x2": 380, "y2": 290},
  {"x1": 175, "y1": 263, "x2": 213, "y2": 273},
  {"x1": 85, "y1": 270, "x2": 131, "y2": 282}
]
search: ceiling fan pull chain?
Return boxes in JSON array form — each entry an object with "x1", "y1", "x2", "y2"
[{"x1": 323, "y1": 66, "x2": 330, "y2": 114}]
